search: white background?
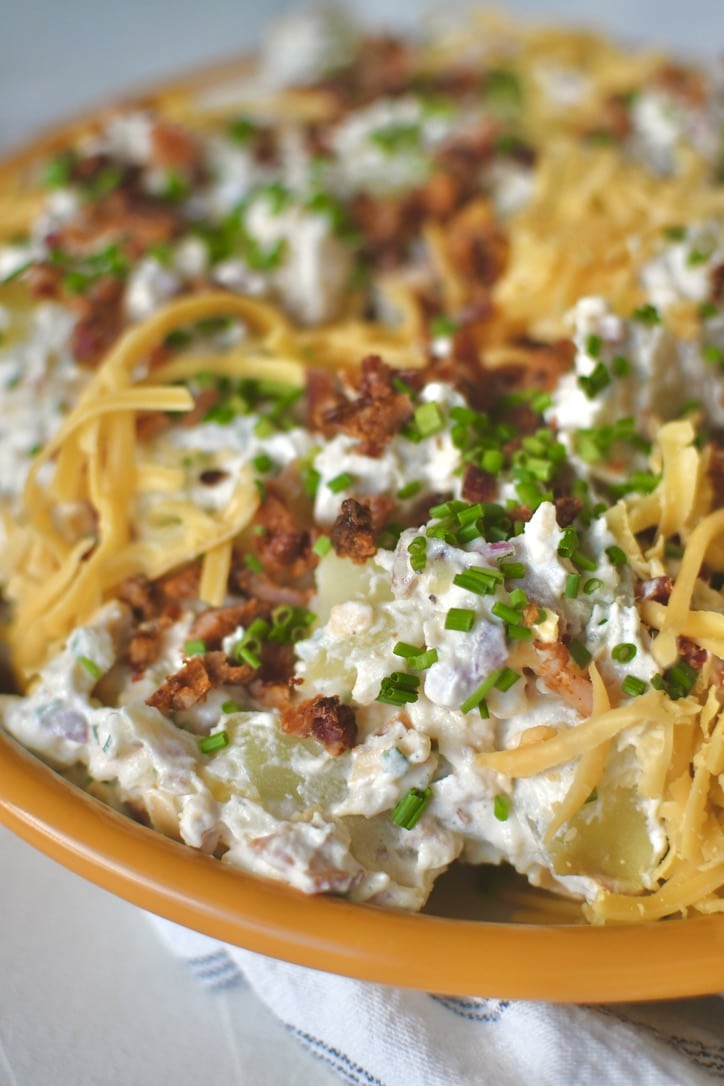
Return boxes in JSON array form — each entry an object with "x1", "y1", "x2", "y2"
[{"x1": 1, "y1": 2, "x2": 722, "y2": 1083}]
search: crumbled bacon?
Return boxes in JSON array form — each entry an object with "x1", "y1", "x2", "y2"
[
  {"x1": 146, "y1": 655, "x2": 212, "y2": 713},
  {"x1": 554, "y1": 495, "x2": 583, "y2": 528},
  {"x1": 445, "y1": 199, "x2": 509, "y2": 299},
  {"x1": 330, "y1": 498, "x2": 378, "y2": 563},
  {"x1": 319, "y1": 35, "x2": 412, "y2": 107},
  {"x1": 461, "y1": 464, "x2": 496, "y2": 504},
  {"x1": 251, "y1": 490, "x2": 314, "y2": 579},
  {"x1": 187, "y1": 601, "x2": 266, "y2": 650},
  {"x1": 280, "y1": 694, "x2": 358, "y2": 755},
  {"x1": 306, "y1": 368, "x2": 343, "y2": 432},
  {"x1": 636, "y1": 576, "x2": 673, "y2": 604},
  {"x1": 710, "y1": 264, "x2": 724, "y2": 305},
  {"x1": 677, "y1": 636, "x2": 707, "y2": 671},
  {"x1": 707, "y1": 444, "x2": 724, "y2": 509},
  {"x1": 118, "y1": 565, "x2": 201, "y2": 626},
  {"x1": 202, "y1": 651, "x2": 256, "y2": 686},
  {"x1": 150, "y1": 120, "x2": 201, "y2": 171},
  {"x1": 320, "y1": 355, "x2": 412, "y2": 456},
  {"x1": 70, "y1": 274, "x2": 125, "y2": 366},
  {"x1": 127, "y1": 616, "x2": 173, "y2": 673}
]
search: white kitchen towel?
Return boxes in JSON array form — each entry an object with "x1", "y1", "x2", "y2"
[{"x1": 149, "y1": 914, "x2": 723, "y2": 1086}]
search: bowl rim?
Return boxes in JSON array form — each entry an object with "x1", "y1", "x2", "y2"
[
  {"x1": 2, "y1": 729, "x2": 723, "y2": 1002},
  {"x1": 1, "y1": 55, "x2": 723, "y2": 1006}
]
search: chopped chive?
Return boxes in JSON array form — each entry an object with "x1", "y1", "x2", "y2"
[
  {"x1": 622, "y1": 675, "x2": 647, "y2": 697},
  {"x1": 702, "y1": 344, "x2": 724, "y2": 367},
  {"x1": 612, "y1": 642, "x2": 637, "y2": 663},
  {"x1": 632, "y1": 303, "x2": 661, "y2": 326},
  {"x1": 79, "y1": 656, "x2": 104, "y2": 680},
  {"x1": 569, "y1": 640, "x2": 591, "y2": 669},
  {"x1": 184, "y1": 639, "x2": 206, "y2": 656},
  {"x1": 254, "y1": 418, "x2": 276, "y2": 439},
  {"x1": 508, "y1": 588, "x2": 528, "y2": 609},
  {"x1": 236, "y1": 645, "x2": 261, "y2": 669},
  {"x1": 429, "y1": 315, "x2": 458, "y2": 337},
  {"x1": 391, "y1": 786, "x2": 432, "y2": 830},
  {"x1": 313, "y1": 535, "x2": 332, "y2": 557},
  {"x1": 397, "y1": 480, "x2": 422, "y2": 500},
  {"x1": 578, "y1": 362, "x2": 610, "y2": 399},
  {"x1": 221, "y1": 700, "x2": 242, "y2": 714},
  {"x1": 393, "y1": 642, "x2": 424, "y2": 659},
  {"x1": 414, "y1": 402, "x2": 445, "y2": 437},
  {"x1": 585, "y1": 333, "x2": 602, "y2": 358},
  {"x1": 572, "y1": 550, "x2": 597, "y2": 572},
  {"x1": 407, "y1": 535, "x2": 427, "y2": 573},
  {"x1": 252, "y1": 453, "x2": 274, "y2": 474},
  {"x1": 302, "y1": 467, "x2": 321, "y2": 498},
  {"x1": 453, "y1": 570, "x2": 496, "y2": 595},
  {"x1": 376, "y1": 672, "x2": 421, "y2": 705},
  {"x1": 499, "y1": 561, "x2": 525, "y2": 579},
  {"x1": 507, "y1": 624, "x2": 532, "y2": 641},
  {"x1": 408, "y1": 648, "x2": 439, "y2": 670},
  {"x1": 611, "y1": 354, "x2": 630, "y2": 377},
  {"x1": 327, "y1": 471, "x2": 355, "y2": 493},
  {"x1": 565, "y1": 573, "x2": 581, "y2": 598},
  {"x1": 583, "y1": 577, "x2": 604, "y2": 595},
  {"x1": 605, "y1": 545, "x2": 627, "y2": 566},
  {"x1": 664, "y1": 658, "x2": 698, "y2": 699},
  {"x1": 557, "y1": 527, "x2": 579, "y2": 558},
  {"x1": 481, "y1": 448, "x2": 505, "y2": 474},
  {"x1": 699, "y1": 301, "x2": 718, "y2": 320},
  {"x1": 244, "y1": 554, "x2": 264, "y2": 573},
  {"x1": 460, "y1": 670, "x2": 502, "y2": 713},
  {"x1": 445, "y1": 608, "x2": 476, "y2": 632},
  {"x1": 199, "y1": 730, "x2": 229, "y2": 754},
  {"x1": 493, "y1": 794, "x2": 510, "y2": 821},
  {"x1": 491, "y1": 601, "x2": 522, "y2": 625},
  {"x1": 495, "y1": 667, "x2": 520, "y2": 692}
]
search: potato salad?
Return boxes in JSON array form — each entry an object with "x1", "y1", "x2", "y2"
[{"x1": 1, "y1": 9, "x2": 723, "y2": 923}]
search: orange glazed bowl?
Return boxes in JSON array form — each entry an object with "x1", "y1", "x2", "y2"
[
  {"x1": 1, "y1": 729, "x2": 723, "y2": 1002},
  {"x1": 1, "y1": 44, "x2": 723, "y2": 1006}
]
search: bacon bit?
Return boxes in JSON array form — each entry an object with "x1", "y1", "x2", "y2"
[
  {"x1": 187, "y1": 601, "x2": 265, "y2": 650},
  {"x1": 157, "y1": 562, "x2": 202, "y2": 605},
  {"x1": 350, "y1": 190, "x2": 421, "y2": 265},
  {"x1": 150, "y1": 120, "x2": 201, "y2": 171},
  {"x1": 676, "y1": 636, "x2": 707, "y2": 671},
  {"x1": 434, "y1": 128, "x2": 496, "y2": 193},
  {"x1": 655, "y1": 62, "x2": 707, "y2": 106},
  {"x1": 445, "y1": 199, "x2": 509, "y2": 298},
  {"x1": 117, "y1": 575, "x2": 157, "y2": 621},
  {"x1": 280, "y1": 694, "x2": 358, "y2": 755},
  {"x1": 321, "y1": 35, "x2": 412, "y2": 107},
  {"x1": 146, "y1": 655, "x2": 212, "y2": 713},
  {"x1": 707, "y1": 444, "x2": 724, "y2": 509},
  {"x1": 70, "y1": 275, "x2": 125, "y2": 367},
  {"x1": 636, "y1": 576, "x2": 673, "y2": 604},
  {"x1": 417, "y1": 170, "x2": 464, "y2": 220},
  {"x1": 330, "y1": 498, "x2": 378, "y2": 564},
  {"x1": 461, "y1": 464, "x2": 497, "y2": 504},
  {"x1": 710, "y1": 264, "x2": 724, "y2": 306},
  {"x1": 306, "y1": 368, "x2": 343, "y2": 432},
  {"x1": 251, "y1": 490, "x2": 314, "y2": 579},
  {"x1": 135, "y1": 411, "x2": 172, "y2": 444},
  {"x1": 199, "y1": 469, "x2": 229, "y2": 487},
  {"x1": 554, "y1": 496, "x2": 583, "y2": 528},
  {"x1": 526, "y1": 641, "x2": 593, "y2": 717},
  {"x1": 27, "y1": 262, "x2": 63, "y2": 300},
  {"x1": 202, "y1": 651, "x2": 256, "y2": 686},
  {"x1": 321, "y1": 355, "x2": 412, "y2": 456},
  {"x1": 127, "y1": 615, "x2": 173, "y2": 673}
]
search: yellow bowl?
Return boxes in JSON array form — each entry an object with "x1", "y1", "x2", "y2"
[
  {"x1": 1, "y1": 56, "x2": 723, "y2": 1006},
  {"x1": 1, "y1": 729, "x2": 723, "y2": 1001}
]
